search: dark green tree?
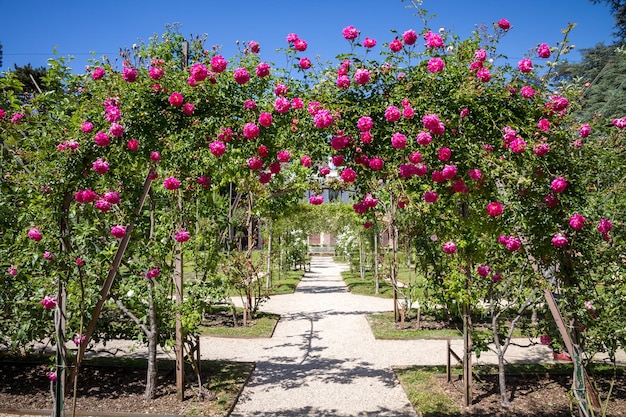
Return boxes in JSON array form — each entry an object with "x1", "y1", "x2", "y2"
[
  {"x1": 11, "y1": 63, "x2": 48, "y2": 94},
  {"x1": 590, "y1": 0, "x2": 626, "y2": 40},
  {"x1": 555, "y1": 43, "x2": 626, "y2": 121}
]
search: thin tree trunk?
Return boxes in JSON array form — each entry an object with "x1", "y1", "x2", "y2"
[
  {"x1": 145, "y1": 279, "x2": 158, "y2": 400},
  {"x1": 374, "y1": 222, "x2": 379, "y2": 295},
  {"x1": 266, "y1": 221, "x2": 272, "y2": 291}
]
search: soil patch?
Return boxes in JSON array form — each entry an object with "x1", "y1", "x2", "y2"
[
  {"x1": 0, "y1": 358, "x2": 253, "y2": 416},
  {"x1": 438, "y1": 372, "x2": 626, "y2": 416}
]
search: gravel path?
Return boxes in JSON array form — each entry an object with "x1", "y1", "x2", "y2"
[
  {"x1": 201, "y1": 256, "x2": 556, "y2": 416},
  {"x1": 74, "y1": 256, "x2": 624, "y2": 416}
]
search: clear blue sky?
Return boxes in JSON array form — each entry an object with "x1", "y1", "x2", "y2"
[{"x1": 0, "y1": 0, "x2": 617, "y2": 73}]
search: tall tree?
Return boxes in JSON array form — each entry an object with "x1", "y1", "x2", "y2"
[
  {"x1": 590, "y1": 0, "x2": 626, "y2": 40},
  {"x1": 555, "y1": 43, "x2": 626, "y2": 121}
]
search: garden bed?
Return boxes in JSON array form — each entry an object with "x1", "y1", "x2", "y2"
[{"x1": 0, "y1": 356, "x2": 253, "y2": 416}]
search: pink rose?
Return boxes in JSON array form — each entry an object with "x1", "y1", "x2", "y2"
[
  {"x1": 403, "y1": 29, "x2": 418, "y2": 45},
  {"x1": 182, "y1": 103, "x2": 195, "y2": 115},
  {"x1": 109, "y1": 123, "x2": 124, "y2": 138},
  {"x1": 94, "y1": 132, "x2": 110, "y2": 147},
  {"x1": 342, "y1": 25, "x2": 360, "y2": 41},
  {"x1": 40, "y1": 295, "x2": 58, "y2": 310},
  {"x1": 391, "y1": 132, "x2": 407, "y2": 149},
  {"x1": 363, "y1": 37, "x2": 377, "y2": 48},
  {"x1": 248, "y1": 156, "x2": 263, "y2": 170},
  {"x1": 146, "y1": 267, "x2": 160, "y2": 279},
  {"x1": 233, "y1": 68, "x2": 250, "y2": 85},
  {"x1": 209, "y1": 140, "x2": 226, "y2": 157},
  {"x1": 357, "y1": 116, "x2": 374, "y2": 132},
  {"x1": 569, "y1": 214, "x2": 586, "y2": 230},
  {"x1": 92, "y1": 158, "x2": 110, "y2": 174},
  {"x1": 389, "y1": 39, "x2": 403, "y2": 52},
  {"x1": 301, "y1": 155, "x2": 312, "y2": 167},
  {"x1": 258, "y1": 112, "x2": 273, "y2": 127},
  {"x1": 424, "y1": 191, "x2": 438, "y2": 203},
  {"x1": 169, "y1": 92, "x2": 184, "y2": 107},
  {"x1": 427, "y1": 57, "x2": 445, "y2": 73},
  {"x1": 277, "y1": 150, "x2": 291, "y2": 162},
  {"x1": 81, "y1": 121, "x2": 94, "y2": 133},
  {"x1": 163, "y1": 176, "x2": 181, "y2": 190},
  {"x1": 497, "y1": 18, "x2": 511, "y2": 31},
  {"x1": 175, "y1": 229, "x2": 191, "y2": 243},
  {"x1": 368, "y1": 157, "x2": 384, "y2": 171},
  {"x1": 537, "y1": 43, "x2": 551, "y2": 58},
  {"x1": 477, "y1": 265, "x2": 491, "y2": 277},
  {"x1": 437, "y1": 147, "x2": 452, "y2": 161},
  {"x1": 210, "y1": 55, "x2": 227, "y2": 73},
  {"x1": 256, "y1": 62, "x2": 270, "y2": 78},
  {"x1": 442, "y1": 241, "x2": 457, "y2": 254},
  {"x1": 551, "y1": 177, "x2": 568, "y2": 193},
  {"x1": 487, "y1": 202, "x2": 503, "y2": 217},
  {"x1": 384, "y1": 106, "x2": 401, "y2": 122},
  {"x1": 28, "y1": 227, "x2": 43, "y2": 242},
  {"x1": 110, "y1": 225, "x2": 126, "y2": 239},
  {"x1": 309, "y1": 194, "x2": 324, "y2": 205},
  {"x1": 340, "y1": 168, "x2": 356, "y2": 183},
  {"x1": 122, "y1": 67, "x2": 137, "y2": 82},
  {"x1": 551, "y1": 233, "x2": 568, "y2": 248},
  {"x1": 299, "y1": 57, "x2": 311, "y2": 70},
  {"x1": 579, "y1": 124, "x2": 591, "y2": 138},
  {"x1": 243, "y1": 123, "x2": 260, "y2": 139},
  {"x1": 91, "y1": 67, "x2": 105, "y2": 80}
]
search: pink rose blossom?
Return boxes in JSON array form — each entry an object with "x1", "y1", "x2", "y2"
[
  {"x1": 190, "y1": 63, "x2": 208, "y2": 81},
  {"x1": 248, "y1": 156, "x2": 264, "y2": 170},
  {"x1": 476, "y1": 68, "x2": 491, "y2": 82},
  {"x1": 391, "y1": 132, "x2": 407, "y2": 149},
  {"x1": 258, "y1": 112, "x2": 273, "y2": 127},
  {"x1": 91, "y1": 67, "x2": 105, "y2": 80},
  {"x1": 492, "y1": 272, "x2": 503, "y2": 282},
  {"x1": 340, "y1": 168, "x2": 356, "y2": 183},
  {"x1": 233, "y1": 67, "x2": 250, "y2": 85},
  {"x1": 487, "y1": 202, "x2": 503, "y2": 217},
  {"x1": 537, "y1": 43, "x2": 551, "y2": 58},
  {"x1": 357, "y1": 116, "x2": 374, "y2": 132},
  {"x1": 363, "y1": 221, "x2": 373, "y2": 229},
  {"x1": 520, "y1": 86, "x2": 535, "y2": 98},
  {"x1": 210, "y1": 55, "x2": 227, "y2": 73},
  {"x1": 369, "y1": 157, "x2": 384, "y2": 171},
  {"x1": 403, "y1": 29, "x2": 418, "y2": 45},
  {"x1": 544, "y1": 193, "x2": 560, "y2": 208},
  {"x1": 354, "y1": 68, "x2": 371, "y2": 85},
  {"x1": 149, "y1": 66, "x2": 164, "y2": 80},
  {"x1": 92, "y1": 158, "x2": 110, "y2": 174},
  {"x1": 294, "y1": 39, "x2": 308, "y2": 52},
  {"x1": 169, "y1": 92, "x2": 184, "y2": 107},
  {"x1": 442, "y1": 241, "x2": 457, "y2": 254},
  {"x1": 277, "y1": 150, "x2": 291, "y2": 162},
  {"x1": 110, "y1": 225, "x2": 127, "y2": 239},
  {"x1": 579, "y1": 124, "x2": 591, "y2": 138},
  {"x1": 409, "y1": 152, "x2": 422, "y2": 164},
  {"x1": 299, "y1": 57, "x2": 311, "y2": 69},
  {"x1": 11, "y1": 113, "x2": 24, "y2": 124},
  {"x1": 175, "y1": 229, "x2": 191, "y2": 243},
  {"x1": 537, "y1": 118, "x2": 550, "y2": 131},
  {"x1": 81, "y1": 121, "x2": 94, "y2": 133},
  {"x1": 313, "y1": 110, "x2": 334, "y2": 129},
  {"x1": 474, "y1": 49, "x2": 487, "y2": 61},
  {"x1": 437, "y1": 147, "x2": 452, "y2": 161},
  {"x1": 94, "y1": 132, "x2": 110, "y2": 147},
  {"x1": 7, "y1": 266, "x2": 18, "y2": 276},
  {"x1": 612, "y1": 117, "x2": 626, "y2": 128},
  {"x1": 427, "y1": 58, "x2": 445, "y2": 73},
  {"x1": 424, "y1": 31, "x2": 443, "y2": 48},
  {"x1": 274, "y1": 97, "x2": 290, "y2": 113},
  {"x1": 28, "y1": 227, "x2": 43, "y2": 242},
  {"x1": 309, "y1": 194, "x2": 324, "y2": 205},
  {"x1": 385, "y1": 106, "x2": 401, "y2": 122},
  {"x1": 363, "y1": 37, "x2": 377, "y2": 48},
  {"x1": 468, "y1": 169, "x2": 482, "y2": 180},
  {"x1": 442, "y1": 164, "x2": 457, "y2": 180},
  {"x1": 551, "y1": 177, "x2": 568, "y2": 193},
  {"x1": 256, "y1": 62, "x2": 270, "y2": 77},
  {"x1": 95, "y1": 199, "x2": 111, "y2": 212},
  {"x1": 150, "y1": 151, "x2": 161, "y2": 162},
  {"x1": 540, "y1": 334, "x2": 552, "y2": 345},
  {"x1": 47, "y1": 372, "x2": 58, "y2": 381},
  {"x1": 259, "y1": 172, "x2": 272, "y2": 184},
  {"x1": 389, "y1": 39, "x2": 403, "y2": 52},
  {"x1": 424, "y1": 191, "x2": 438, "y2": 203},
  {"x1": 597, "y1": 218, "x2": 613, "y2": 234},
  {"x1": 342, "y1": 25, "x2": 360, "y2": 41},
  {"x1": 103, "y1": 191, "x2": 121, "y2": 204},
  {"x1": 209, "y1": 140, "x2": 226, "y2": 157},
  {"x1": 182, "y1": 103, "x2": 195, "y2": 115},
  {"x1": 163, "y1": 176, "x2": 181, "y2": 190},
  {"x1": 109, "y1": 123, "x2": 124, "y2": 138},
  {"x1": 301, "y1": 155, "x2": 312, "y2": 167},
  {"x1": 319, "y1": 166, "x2": 331, "y2": 176},
  {"x1": 416, "y1": 131, "x2": 433, "y2": 146},
  {"x1": 552, "y1": 233, "x2": 568, "y2": 248},
  {"x1": 331, "y1": 155, "x2": 345, "y2": 167},
  {"x1": 510, "y1": 138, "x2": 527, "y2": 154},
  {"x1": 569, "y1": 214, "x2": 586, "y2": 230},
  {"x1": 41, "y1": 295, "x2": 58, "y2": 310},
  {"x1": 122, "y1": 67, "x2": 137, "y2": 82},
  {"x1": 497, "y1": 18, "x2": 511, "y2": 30},
  {"x1": 146, "y1": 267, "x2": 160, "y2": 279},
  {"x1": 534, "y1": 143, "x2": 550, "y2": 156},
  {"x1": 477, "y1": 265, "x2": 491, "y2": 277},
  {"x1": 243, "y1": 123, "x2": 260, "y2": 139}
]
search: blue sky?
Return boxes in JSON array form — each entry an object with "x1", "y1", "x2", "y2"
[{"x1": 0, "y1": 0, "x2": 617, "y2": 73}]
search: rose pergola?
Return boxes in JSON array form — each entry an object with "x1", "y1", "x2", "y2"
[{"x1": 1, "y1": 5, "x2": 625, "y2": 415}]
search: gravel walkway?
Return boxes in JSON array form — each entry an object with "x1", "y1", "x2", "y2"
[{"x1": 201, "y1": 256, "x2": 554, "y2": 417}]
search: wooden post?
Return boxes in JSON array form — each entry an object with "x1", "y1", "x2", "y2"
[
  {"x1": 446, "y1": 339, "x2": 452, "y2": 383},
  {"x1": 175, "y1": 242, "x2": 184, "y2": 401},
  {"x1": 463, "y1": 302, "x2": 472, "y2": 407}
]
